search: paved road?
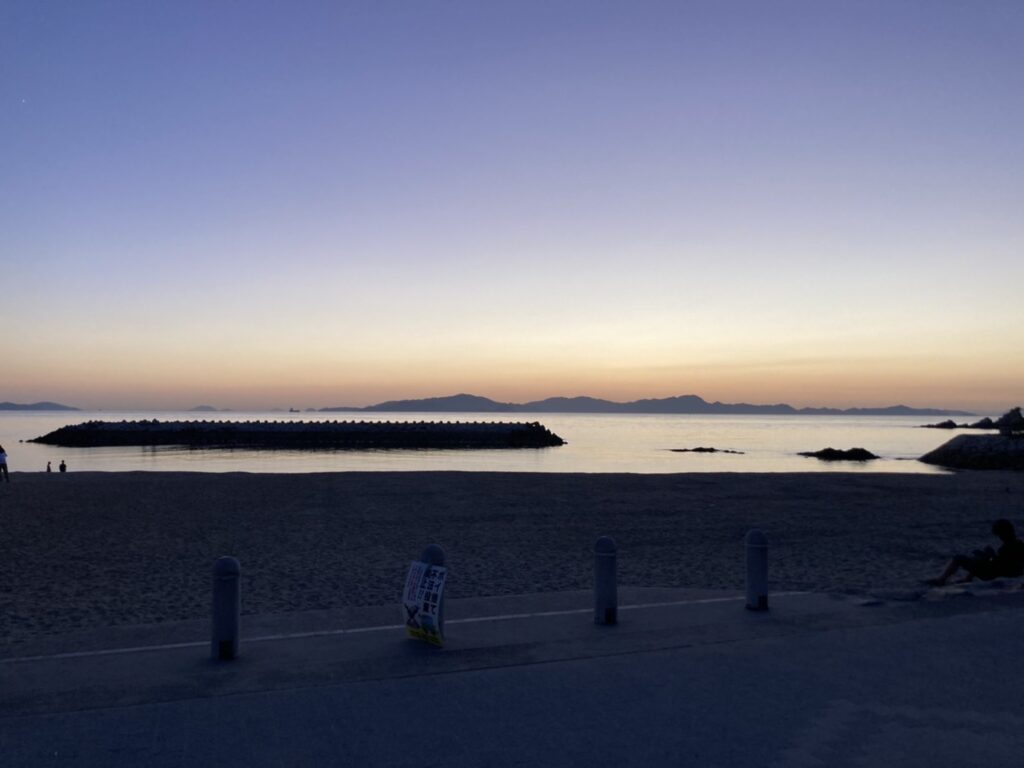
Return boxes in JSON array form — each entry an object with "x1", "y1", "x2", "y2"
[{"x1": 2, "y1": 589, "x2": 1022, "y2": 767}]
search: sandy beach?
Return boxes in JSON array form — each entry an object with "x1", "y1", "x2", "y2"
[{"x1": 1, "y1": 470, "x2": 1022, "y2": 649}]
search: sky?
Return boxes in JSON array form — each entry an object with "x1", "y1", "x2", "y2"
[{"x1": 2, "y1": 1, "x2": 1022, "y2": 412}]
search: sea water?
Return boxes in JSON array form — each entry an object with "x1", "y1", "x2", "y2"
[{"x1": 0, "y1": 410, "x2": 983, "y2": 474}]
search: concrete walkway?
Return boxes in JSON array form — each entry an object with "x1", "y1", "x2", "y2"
[{"x1": 2, "y1": 587, "x2": 1023, "y2": 767}]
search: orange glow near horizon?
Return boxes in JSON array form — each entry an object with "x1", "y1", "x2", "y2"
[
  {"x1": 6, "y1": 344, "x2": 1021, "y2": 414},
  {"x1": 5, "y1": 293, "x2": 1023, "y2": 413}
]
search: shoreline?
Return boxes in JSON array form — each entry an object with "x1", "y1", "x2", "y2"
[{"x1": 2, "y1": 470, "x2": 1022, "y2": 649}]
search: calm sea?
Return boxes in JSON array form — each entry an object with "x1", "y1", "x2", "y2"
[{"x1": 0, "y1": 410, "x2": 983, "y2": 474}]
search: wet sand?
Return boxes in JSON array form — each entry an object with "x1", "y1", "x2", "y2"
[{"x1": 1, "y1": 470, "x2": 1021, "y2": 648}]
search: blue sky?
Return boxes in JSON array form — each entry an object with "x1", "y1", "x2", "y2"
[{"x1": 2, "y1": 1, "x2": 1022, "y2": 410}]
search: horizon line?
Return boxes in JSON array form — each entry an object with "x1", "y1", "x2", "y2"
[{"x1": 3, "y1": 391, "x2": 1002, "y2": 415}]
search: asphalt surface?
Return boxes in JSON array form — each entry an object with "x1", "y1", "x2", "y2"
[{"x1": 2, "y1": 586, "x2": 1023, "y2": 767}]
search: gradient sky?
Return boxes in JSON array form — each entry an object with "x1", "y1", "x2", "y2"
[{"x1": 2, "y1": 1, "x2": 1022, "y2": 411}]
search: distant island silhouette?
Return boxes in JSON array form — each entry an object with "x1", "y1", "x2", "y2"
[
  {"x1": 0, "y1": 401, "x2": 79, "y2": 411},
  {"x1": 319, "y1": 393, "x2": 972, "y2": 417},
  {"x1": 0, "y1": 394, "x2": 975, "y2": 417}
]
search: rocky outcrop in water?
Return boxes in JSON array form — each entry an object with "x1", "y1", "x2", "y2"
[
  {"x1": 920, "y1": 408, "x2": 1018, "y2": 431},
  {"x1": 993, "y1": 407, "x2": 1024, "y2": 436},
  {"x1": 920, "y1": 434, "x2": 1024, "y2": 470},
  {"x1": 29, "y1": 420, "x2": 566, "y2": 450},
  {"x1": 920, "y1": 418, "x2": 995, "y2": 429},
  {"x1": 798, "y1": 447, "x2": 879, "y2": 462},
  {"x1": 921, "y1": 419, "x2": 963, "y2": 429},
  {"x1": 669, "y1": 447, "x2": 745, "y2": 454}
]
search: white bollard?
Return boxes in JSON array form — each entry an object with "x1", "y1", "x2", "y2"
[
  {"x1": 745, "y1": 530, "x2": 768, "y2": 611},
  {"x1": 211, "y1": 556, "x2": 241, "y2": 660},
  {"x1": 594, "y1": 536, "x2": 618, "y2": 625}
]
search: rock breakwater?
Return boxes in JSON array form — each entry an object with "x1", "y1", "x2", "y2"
[
  {"x1": 920, "y1": 434, "x2": 1024, "y2": 470},
  {"x1": 30, "y1": 419, "x2": 566, "y2": 450}
]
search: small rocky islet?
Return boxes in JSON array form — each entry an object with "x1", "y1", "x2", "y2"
[
  {"x1": 669, "y1": 447, "x2": 745, "y2": 455},
  {"x1": 798, "y1": 447, "x2": 879, "y2": 462}
]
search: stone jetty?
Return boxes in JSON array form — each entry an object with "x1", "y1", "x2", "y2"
[
  {"x1": 919, "y1": 434, "x2": 1024, "y2": 470},
  {"x1": 29, "y1": 419, "x2": 566, "y2": 450}
]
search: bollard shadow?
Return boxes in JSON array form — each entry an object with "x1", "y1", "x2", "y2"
[{"x1": 400, "y1": 637, "x2": 447, "y2": 655}]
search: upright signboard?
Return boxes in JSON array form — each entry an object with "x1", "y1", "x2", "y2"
[{"x1": 403, "y1": 560, "x2": 447, "y2": 646}]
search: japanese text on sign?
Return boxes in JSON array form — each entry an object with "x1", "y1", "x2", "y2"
[{"x1": 403, "y1": 561, "x2": 447, "y2": 646}]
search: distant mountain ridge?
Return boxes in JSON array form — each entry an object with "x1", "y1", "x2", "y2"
[
  {"x1": 0, "y1": 401, "x2": 78, "y2": 411},
  {"x1": 321, "y1": 393, "x2": 972, "y2": 417}
]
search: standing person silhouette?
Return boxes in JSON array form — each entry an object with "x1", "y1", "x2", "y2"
[
  {"x1": 47, "y1": 461, "x2": 51, "y2": 473},
  {"x1": 59, "y1": 459, "x2": 67, "y2": 473},
  {"x1": 0, "y1": 445, "x2": 8, "y2": 482}
]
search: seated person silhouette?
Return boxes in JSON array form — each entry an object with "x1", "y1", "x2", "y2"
[{"x1": 928, "y1": 519, "x2": 1024, "y2": 586}]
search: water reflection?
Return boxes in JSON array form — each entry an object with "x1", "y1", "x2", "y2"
[{"x1": 0, "y1": 411, "x2": 966, "y2": 474}]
